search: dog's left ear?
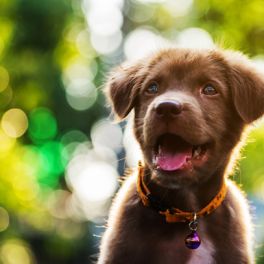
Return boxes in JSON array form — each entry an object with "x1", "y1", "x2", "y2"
[
  {"x1": 226, "y1": 51, "x2": 264, "y2": 123},
  {"x1": 104, "y1": 61, "x2": 144, "y2": 120}
]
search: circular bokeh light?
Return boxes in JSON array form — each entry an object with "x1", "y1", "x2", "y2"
[
  {"x1": 1, "y1": 108, "x2": 28, "y2": 138},
  {"x1": 28, "y1": 108, "x2": 57, "y2": 143},
  {"x1": 66, "y1": 86, "x2": 97, "y2": 111},
  {"x1": 37, "y1": 141, "x2": 66, "y2": 188},
  {"x1": 91, "y1": 119, "x2": 123, "y2": 152},
  {"x1": 0, "y1": 207, "x2": 9, "y2": 232},
  {"x1": 176, "y1": 28, "x2": 214, "y2": 49},
  {"x1": 66, "y1": 158, "x2": 118, "y2": 202},
  {"x1": 0, "y1": 239, "x2": 35, "y2": 264}
]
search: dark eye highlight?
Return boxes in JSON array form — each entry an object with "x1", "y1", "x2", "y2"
[
  {"x1": 146, "y1": 82, "x2": 158, "y2": 94},
  {"x1": 202, "y1": 84, "x2": 218, "y2": 96}
]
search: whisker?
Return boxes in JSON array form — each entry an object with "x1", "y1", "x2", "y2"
[
  {"x1": 134, "y1": 117, "x2": 145, "y2": 121},
  {"x1": 134, "y1": 126, "x2": 144, "y2": 132}
]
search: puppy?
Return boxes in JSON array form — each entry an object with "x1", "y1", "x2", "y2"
[{"x1": 98, "y1": 48, "x2": 264, "y2": 264}]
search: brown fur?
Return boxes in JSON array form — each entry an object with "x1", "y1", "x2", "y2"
[{"x1": 98, "y1": 48, "x2": 264, "y2": 264}]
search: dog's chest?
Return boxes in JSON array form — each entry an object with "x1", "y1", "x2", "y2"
[
  {"x1": 186, "y1": 237, "x2": 215, "y2": 264},
  {"x1": 155, "y1": 231, "x2": 215, "y2": 264}
]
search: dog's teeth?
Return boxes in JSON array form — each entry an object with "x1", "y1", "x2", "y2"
[
  {"x1": 197, "y1": 146, "x2": 202, "y2": 154},
  {"x1": 193, "y1": 146, "x2": 202, "y2": 158},
  {"x1": 158, "y1": 145, "x2": 161, "y2": 154},
  {"x1": 186, "y1": 159, "x2": 192, "y2": 165}
]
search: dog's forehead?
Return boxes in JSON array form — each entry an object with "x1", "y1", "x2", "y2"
[{"x1": 145, "y1": 49, "x2": 226, "y2": 82}]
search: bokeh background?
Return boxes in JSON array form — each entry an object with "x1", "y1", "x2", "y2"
[{"x1": 0, "y1": 0, "x2": 264, "y2": 263}]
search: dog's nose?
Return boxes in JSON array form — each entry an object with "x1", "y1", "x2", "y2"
[{"x1": 155, "y1": 100, "x2": 183, "y2": 118}]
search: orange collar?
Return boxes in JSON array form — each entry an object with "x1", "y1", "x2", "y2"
[{"x1": 137, "y1": 161, "x2": 227, "y2": 223}]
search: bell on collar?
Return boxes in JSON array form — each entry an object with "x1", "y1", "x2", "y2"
[{"x1": 185, "y1": 213, "x2": 201, "y2": 249}]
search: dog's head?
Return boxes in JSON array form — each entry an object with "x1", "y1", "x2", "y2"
[{"x1": 105, "y1": 48, "x2": 264, "y2": 188}]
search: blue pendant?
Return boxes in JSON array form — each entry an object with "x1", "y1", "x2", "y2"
[{"x1": 185, "y1": 231, "x2": 201, "y2": 249}]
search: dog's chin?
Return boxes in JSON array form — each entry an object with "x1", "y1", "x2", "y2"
[
  {"x1": 144, "y1": 155, "x2": 211, "y2": 189},
  {"x1": 149, "y1": 169, "x2": 198, "y2": 189}
]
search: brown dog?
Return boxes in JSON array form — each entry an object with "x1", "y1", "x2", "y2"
[{"x1": 98, "y1": 48, "x2": 264, "y2": 264}]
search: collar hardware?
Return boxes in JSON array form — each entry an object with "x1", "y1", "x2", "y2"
[
  {"x1": 137, "y1": 161, "x2": 227, "y2": 223},
  {"x1": 136, "y1": 161, "x2": 228, "y2": 249}
]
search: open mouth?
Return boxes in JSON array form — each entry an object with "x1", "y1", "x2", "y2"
[{"x1": 153, "y1": 133, "x2": 208, "y2": 172}]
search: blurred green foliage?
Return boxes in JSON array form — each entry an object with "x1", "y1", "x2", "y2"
[{"x1": 0, "y1": 0, "x2": 263, "y2": 263}]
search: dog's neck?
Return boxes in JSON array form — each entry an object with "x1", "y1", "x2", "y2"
[{"x1": 143, "y1": 166, "x2": 225, "y2": 213}]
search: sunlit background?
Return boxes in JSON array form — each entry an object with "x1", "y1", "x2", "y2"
[{"x1": 0, "y1": 0, "x2": 264, "y2": 263}]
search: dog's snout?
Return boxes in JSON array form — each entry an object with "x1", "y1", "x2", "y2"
[{"x1": 155, "y1": 100, "x2": 183, "y2": 118}]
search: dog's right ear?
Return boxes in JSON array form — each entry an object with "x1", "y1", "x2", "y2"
[{"x1": 104, "y1": 62, "x2": 144, "y2": 120}]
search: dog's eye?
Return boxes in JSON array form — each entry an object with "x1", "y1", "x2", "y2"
[
  {"x1": 202, "y1": 84, "x2": 218, "y2": 96},
  {"x1": 146, "y1": 82, "x2": 158, "y2": 94}
]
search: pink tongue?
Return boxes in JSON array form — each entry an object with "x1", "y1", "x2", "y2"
[
  {"x1": 155, "y1": 135, "x2": 192, "y2": 171},
  {"x1": 156, "y1": 152, "x2": 189, "y2": 171}
]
